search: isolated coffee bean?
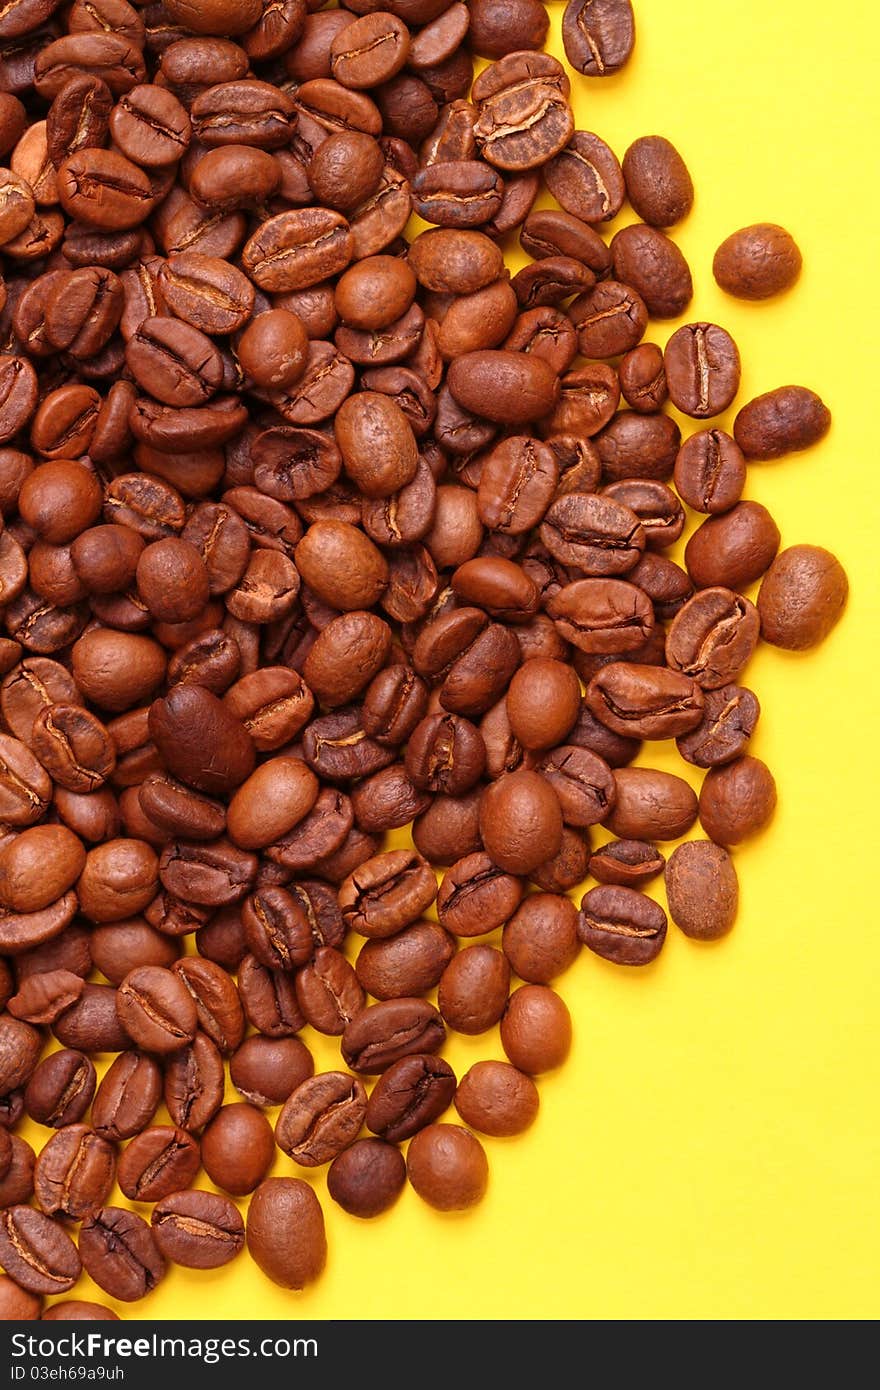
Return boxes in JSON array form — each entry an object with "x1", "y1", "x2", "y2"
[
  {"x1": 578, "y1": 885, "x2": 667, "y2": 966},
  {"x1": 500, "y1": 984, "x2": 571, "y2": 1073},
  {"x1": 666, "y1": 841, "x2": 739, "y2": 940},
  {"x1": 684, "y1": 502, "x2": 780, "y2": 591},
  {"x1": 611, "y1": 223, "x2": 693, "y2": 319},
  {"x1": 562, "y1": 0, "x2": 635, "y2": 76}
]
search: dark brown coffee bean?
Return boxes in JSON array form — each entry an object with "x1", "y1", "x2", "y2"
[
  {"x1": 436, "y1": 850, "x2": 523, "y2": 937},
  {"x1": 594, "y1": 411, "x2": 681, "y2": 483},
  {"x1": 586, "y1": 663, "x2": 704, "y2": 739},
  {"x1": 622, "y1": 135, "x2": 693, "y2": 227},
  {"x1": 202, "y1": 1102, "x2": 275, "y2": 1196},
  {"x1": 664, "y1": 322, "x2": 741, "y2": 418},
  {"x1": 578, "y1": 884, "x2": 667, "y2": 966},
  {"x1": 477, "y1": 436, "x2": 558, "y2": 534},
  {"x1": 0, "y1": 1137, "x2": 34, "y2": 1207},
  {"x1": 733, "y1": 385, "x2": 831, "y2": 460},
  {"x1": 666, "y1": 840, "x2": 739, "y2": 941},
  {"x1": 676, "y1": 683, "x2": 760, "y2": 769},
  {"x1": 0, "y1": 1206, "x2": 81, "y2": 1295},
  {"x1": 618, "y1": 342, "x2": 668, "y2": 413},
  {"x1": 562, "y1": 0, "x2": 634, "y2": 75},
  {"x1": 276, "y1": 1070, "x2": 367, "y2": 1167},
  {"x1": 685, "y1": 502, "x2": 780, "y2": 591},
  {"x1": 546, "y1": 579, "x2": 655, "y2": 654},
  {"x1": 540, "y1": 493, "x2": 645, "y2": 576},
  {"x1": 151, "y1": 1189, "x2": 244, "y2": 1269},
  {"x1": 117, "y1": 1124, "x2": 200, "y2": 1202},
  {"x1": 79, "y1": 1208, "x2": 165, "y2": 1302},
  {"x1": 116, "y1": 964, "x2": 198, "y2": 1054},
  {"x1": 164, "y1": 1032, "x2": 224, "y2": 1132},
  {"x1": 610, "y1": 223, "x2": 692, "y2": 318},
  {"x1": 673, "y1": 429, "x2": 746, "y2": 515},
  {"x1": 405, "y1": 711, "x2": 486, "y2": 795},
  {"x1": 354, "y1": 919, "x2": 453, "y2": 1001},
  {"x1": 588, "y1": 839, "x2": 665, "y2": 888},
  {"x1": 24, "y1": 1049, "x2": 96, "y2": 1129},
  {"x1": 149, "y1": 685, "x2": 254, "y2": 795},
  {"x1": 757, "y1": 545, "x2": 848, "y2": 651},
  {"x1": 713, "y1": 223, "x2": 802, "y2": 300},
  {"x1": 338, "y1": 848, "x2": 437, "y2": 938},
  {"x1": 478, "y1": 768, "x2": 562, "y2": 873},
  {"x1": 412, "y1": 160, "x2": 504, "y2": 228},
  {"x1": 91, "y1": 1050, "x2": 161, "y2": 1141},
  {"x1": 34, "y1": 1124, "x2": 115, "y2": 1220},
  {"x1": 246, "y1": 1176, "x2": 326, "y2": 1289},
  {"x1": 159, "y1": 252, "x2": 254, "y2": 333},
  {"x1": 243, "y1": 883, "x2": 315, "y2": 970},
  {"x1": 327, "y1": 1137, "x2": 406, "y2": 1218},
  {"x1": 237, "y1": 954, "x2": 305, "y2": 1037},
  {"x1": 699, "y1": 755, "x2": 777, "y2": 846},
  {"x1": 544, "y1": 130, "x2": 625, "y2": 223},
  {"x1": 605, "y1": 767, "x2": 698, "y2": 841},
  {"x1": 666, "y1": 588, "x2": 761, "y2": 690},
  {"x1": 295, "y1": 946, "x2": 365, "y2": 1035},
  {"x1": 536, "y1": 744, "x2": 615, "y2": 828},
  {"x1": 341, "y1": 996, "x2": 444, "y2": 1073}
]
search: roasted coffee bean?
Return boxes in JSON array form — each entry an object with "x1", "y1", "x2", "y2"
[
  {"x1": 327, "y1": 1138, "x2": 406, "y2": 1218},
  {"x1": 479, "y1": 768, "x2": 562, "y2": 874},
  {"x1": 238, "y1": 954, "x2": 305, "y2": 1037},
  {"x1": 713, "y1": 223, "x2": 802, "y2": 300},
  {"x1": 341, "y1": 997, "x2": 444, "y2": 1073},
  {"x1": 230, "y1": 1035, "x2": 314, "y2": 1109},
  {"x1": 500, "y1": 983, "x2": 571, "y2": 1073},
  {"x1": 295, "y1": 947, "x2": 364, "y2": 1035},
  {"x1": 447, "y1": 350, "x2": 559, "y2": 425},
  {"x1": 276, "y1": 1070, "x2": 367, "y2": 1167},
  {"x1": 0, "y1": 1274, "x2": 41, "y2": 1321},
  {"x1": 116, "y1": 965, "x2": 198, "y2": 1055},
  {"x1": 757, "y1": 545, "x2": 848, "y2": 650},
  {"x1": 436, "y1": 850, "x2": 523, "y2": 936},
  {"x1": 247, "y1": 1177, "x2": 326, "y2": 1290},
  {"x1": 699, "y1": 755, "x2": 777, "y2": 846},
  {"x1": 618, "y1": 342, "x2": 668, "y2": 413},
  {"x1": 338, "y1": 848, "x2": 437, "y2": 938},
  {"x1": 540, "y1": 493, "x2": 645, "y2": 576},
  {"x1": 586, "y1": 663, "x2": 704, "y2": 739},
  {"x1": 544, "y1": 130, "x2": 624, "y2": 224},
  {"x1": 202, "y1": 1103, "x2": 275, "y2": 1197},
  {"x1": 477, "y1": 436, "x2": 558, "y2": 534},
  {"x1": 149, "y1": 686, "x2": 255, "y2": 796},
  {"x1": 578, "y1": 884, "x2": 667, "y2": 966},
  {"x1": 673, "y1": 429, "x2": 746, "y2": 515},
  {"x1": 79, "y1": 1208, "x2": 164, "y2": 1303},
  {"x1": 438, "y1": 944, "x2": 510, "y2": 1035},
  {"x1": 685, "y1": 502, "x2": 780, "y2": 591},
  {"x1": 622, "y1": 134, "x2": 693, "y2": 227},
  {"x1": 664, "y1": 322, "x2": 741, "y2": 418},
  {"x1": 502, "y1": 893, "x2": 580, "y2": 983},
  {"x1": 588, "y1": 839, "x2": 665, "y2": 888},
  {"x1": 355, "y1": 919, "x2": 454, "y2": 1001},
  {"x1": 117, "y1": 1125, "x2": 201, "y2": 1202},
  {"x1": 594, "y1": 409, "x2": 681, "y2": 483},
  {"x1": 151, "y1": 1190, "x2": 244, "y2": 1270},
  {"x1": 455, "y1": 1059, "x2": 539, "y2": 1137},
  {"x1": 163, "y1": 1032, "x2": 224, "y2": 1132},
  {"x1": 562, "y1": 0, "x2": 635, "y2": 76},
  {"x1": 666, "y1": 840, "x2": 739, "y2": 941},
  {"x1": 0, "y1": 1137, "x2": 35, "y2": 1207},
  {"x1": 676, "y1": 683, "x2": 760, "y2": 768},
  {"x1": 537, "y1": 744, "x2": 616, "y2": 827},
  {"x1": 0, "y1": 1206, "x2": 81, "y2": 1295},
  {"x1": 666, "y1": 588, "x2": 760, "y2": 690},
  {"x1": 7, "y1": 968, "x2": 83, "y2": 1025},
  {"x1": 91, "y1": 1050, "x2": 161, "y2": 1141},
  {"x1": 407, "y1": 1122, "x2": 488, "y2": 1210},
  {"x1": 733, "y1": 385, "x2": 831, "y2": 460},
  {"x1": 610, "y1": 223, "x2": 693, "y2": 318},
  {"x1": 505, "y1": 657, "x2": 580, "y2": 750},
  {"x1": 547, "y1": 578, "x2": 655, "y2": 654},
  {"x1": 34, "y1": 1124, "x2": 115, "y2": 1220},
  {"x1": 24, "y1": 1049, "x2": 96, "y2": 1129},
  {"x1": 605, "y1": 767, "x2": 698, "y2": 841}
]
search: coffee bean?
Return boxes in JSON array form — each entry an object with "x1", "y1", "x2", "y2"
[
  {"x1": 479, "y1": 768, "x2": 563, "y2": 873},
  {"x1": 0, "y1": 1206, "x2": 81, "y2": 1295},
  {"x1": 151, "y1": 1189, "x2": 244, "y2": 1270},
  {"x1": 276, "y1": 1071, "x2": 367, "y2": 1167},
  {"x1": 545, "y1": 131, "x2": 625, "y2": 223},
  {"x1": 341, "y1": 997, "x2": 445, "y2": 1073},
  {"x1": 230, "y1": 1036, "x2": 314, "y2": 1109},
  {"x1": 666, "y1": 841, "x2": 739, "y2": 940},
  {"x1": 79, "y1": 1208, "x2": 164, "y2": 1303},
  {"x1": 454, "y1": 1059, "x2": 539, "y2": 1136},
  {"x1": 699, "y1": 755, "x2": 777, "y2": 846},
  {"x1": 757, "y1": 545, "x2": 848, "y2": 650},
  {"x1": 24, "y1": 1049, "x2": 96, "y2": 1129},
  {"x1": 578, "y1": 884, "x2": 667, "y2": 966},
  {"x1": 664, "y1": 322, "x2": 741, "y2": 418},
  {"x1": 605, "y1": 767, "x2": 698, "y2": 841},
  {"x1": 733, "y1": 385, "x2": 831, "y2": 460},
  {"x1": 339, "y1": 848, "x2": 437, "y2": 938},
  {"x1": 502, "y1": 893, "x2": 580, "y2": 983},
  {"x1": 201, "y1": 1103, "x2": 275, "y2": 1196},
  {"x1": 436, "y1": 850, "x2": 524, "y2": 937},
  {"x1": 562, "y1": 0, "x2": 635, "y2": 76},
  {"x1": 611, "y1": 223, "x2": 693, "y2": 318},
  {"x1": 355, "y1": 920, "x2": 455, "y2": 1001},
  {"x1": 438, "y1": 945, "x2": 510, "y2": 1034},
  {"x1": 34, "y1": 1124, "x2": 115, "y2": 1220},
  {"x1": 246, "y1": 1177, "x2": 326, "y2": 1290},
  {"x1": 327, "y1": 1138, "x2": 406, "y2": 1218},
  {"x1": 116, "y1": 965, "x2": 198, "y2": 1054},
  {"x1": 295, "y1": 947, "x2": 365, "y2": 1035},
  {"x1": 673, "y1": 429, "x2": 746, "y2": 514},
  {"x1": 713, "y1": 223, "x2": 802, "y2": 300},
  {"x1": 91, "y1": 1050, "x2": 162, "y2": 1141},
  {"x1": 684, "y1": 501, "x2": 780, "y2": 591},
  {"x1": 666, "y1": 588, "x2": 760, "y2": 690},
  {"x1": 406, "y1": 1123, "x2": 488, "y2": 1210},
  {"x1": 586, "y1": 663, "x2": 705, "y2": 739}
]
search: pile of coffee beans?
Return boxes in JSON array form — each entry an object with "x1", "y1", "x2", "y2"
[{"x1": 0, "y1": 0, "x2": 848, "y2": 1316}]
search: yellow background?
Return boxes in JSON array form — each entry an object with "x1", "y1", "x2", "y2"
[{"x1": 20, "y1": 0, "x2": 880, "y2": 1322}]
